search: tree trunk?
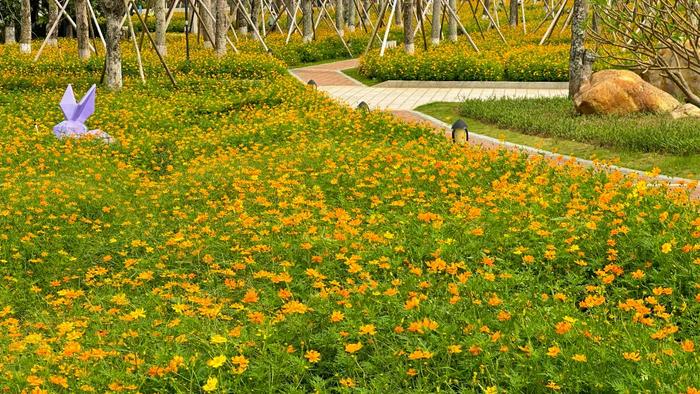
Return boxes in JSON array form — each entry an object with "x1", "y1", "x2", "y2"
[
  {"x1": 509, "y1": 0, "x2": 518, "y2": 26},
  {"x1": 215, "y1": 0, "x2": 227, "y2": 55},
  {"x1": 20, "y1": 0, "x2": 31, "y2": 53},
  {"x1": 103, "y1": 0, "x2": 124, "y2": 90},
  {"x1": 482, "y1": 0, "x2": 490, "y2": 17},
  {"x1": 569, "y1": 0, "x2": 588, "y2": 97},
  {"x1": 448, "y1": 0, "x2": 457, "y2": 42},
  {"x1": 201, "y1": 0, "x2": 215, "y2": 48},
  {"x1": 302, "y1": 0, "x2": 313, "y2": 42},
  {"x1": 251, "y1": 0, "x2": 261, "y2": 34},
  {"x1": 237, "y1": 0, "x2": 248, "y2": 35},
  {"x1": 4, "y1": 25, "x2": 15, "y2": 44},
  {"x1": 395, "y1": 0, "x2": 403, "y2": 26},
  {"x1": 336, "y1": 0, "x2": 345, "y2": 36},
  {"x1": 76, "y1": 0, "x2": 91, "y2": 59},
  {"x1": 346, "y1": 0, "x2": 356, "y2": 32},
  {"x1": 403, "y1": 0, "x2": 414, "y2": 53},
  {"x1": 155, "y1": 0, "x2": 167, "y2": 55},
  {"x1": 430, "y1": 0, "x2": 441, "y2": 45},
  {"x1": 48, "y1": 0, "x2": 59, "y2": 46}
]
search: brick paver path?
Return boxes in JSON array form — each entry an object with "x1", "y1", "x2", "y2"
[{"x1": 290, "y1": 60, "x2": 699, "y2": 200}]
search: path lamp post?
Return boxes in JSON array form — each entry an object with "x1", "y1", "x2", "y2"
[
  {"x1": 357, "y1": 101, "x2": 370, "y2": 111},
  {"x1": 307, "y1": 79, "x2": 318, "y2": 89},
  {"x1": 451, "y1": 119, "x2": 468, "y2": 144}
]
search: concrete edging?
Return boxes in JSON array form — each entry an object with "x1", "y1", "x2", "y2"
[
  {"x1": 375, "y1": 80, "x2": 570, "y2": 89},
  {"x1": 412, "y1": 111, "x2": 698, "y2": 187}
]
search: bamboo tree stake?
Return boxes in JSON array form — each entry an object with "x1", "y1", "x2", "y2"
[
  {"x1": 190, "y1": 0, "x2": 240, "y2": 53},
  {"x1": 441, "y1": 0, "x2": 480, "y2": 51},
  {"x1": 476, "y1": 0, "x2": 507, "y2": 43},
  {"x1": 53, "y1": 0, "x2": 98, "y2": 52},
  {"x1": 379, "y1": 0, "x2": 398, "y2": 56},
  {"x1": 466, "y1": 0, "x2": 485, "y2": 39},
  {"x1": 234, "y1": 0, "x2": 270, "y2": 51},
  {"x1": 125, "y1": 0, "x2": 147, "y2": 84},
  {"x1": 128, "y1": 0, "x2": 178, "y2": 86},
  {"x1": 319, "y1": 1, "x2": 354, "y2": 56},
  {"x1": 520, "y1": 0, "x2": 527, "y2": 33},
  {"x1": 539, "y1": 0, "x2": 565, "y2": 44},
  {"x1": 363, "y1": 0, "x2": 390, "y2": 55},
  {"x1": 87, "y1": 0, "x2": 107, "y2": 48},
  {"x1": 34, "y1": 0, "x2": 72, "y2": 62}
]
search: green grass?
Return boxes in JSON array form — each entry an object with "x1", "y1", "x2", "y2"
[
  {"x1": 342, "y1": 67, "x2": 382, "y2": 86},
  {"x1": 416, "y1": 101, "x2": 700, "y2": 179}
]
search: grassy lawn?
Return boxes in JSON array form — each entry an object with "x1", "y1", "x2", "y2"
[
  {"x1": 342, "y1": 67, "x2": 382, "y2": 86},
  {"x1": 0, "y1": 39, "x2": 699, "y2": 393},
  {"x1": 417, "y1": 101, "x2": 700, "y2": 179}
]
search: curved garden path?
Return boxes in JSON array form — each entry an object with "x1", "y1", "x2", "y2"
[{"x1": 289, "y1": 60, "x2": 700, "y2": 200}]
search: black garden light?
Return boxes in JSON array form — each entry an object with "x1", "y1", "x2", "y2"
[
  {"x1": 307, "y1": 80, "x2": 318, "y2": 89},
  {"x1": 357, "y1": 101, "x2": 370, "y2": 111},
  {"x1": 451, "y1": 119, "x2": 469, "y2": 145}
]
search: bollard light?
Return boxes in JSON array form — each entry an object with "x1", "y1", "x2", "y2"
[
  {"x1": 307, "y1": 79, "x2": 318, "y2": 89},
  {"x1": 357, "y1": 101, "x2": 370, "y2": 111},
  {"x1": 451, "y1": 119, "x2": 469, "y2": 145}
]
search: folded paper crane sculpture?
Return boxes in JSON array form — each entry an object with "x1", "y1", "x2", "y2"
[{"x1": 53, "y1": 84, "x2": 113, "y2": 143}]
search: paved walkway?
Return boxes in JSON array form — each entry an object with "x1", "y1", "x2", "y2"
[
  {"x1": 290, "y1": 60, "x2": 568, "y2": 110},
  {"x1": 289, "y1": 60, "x2": 699, "y2": 200}
]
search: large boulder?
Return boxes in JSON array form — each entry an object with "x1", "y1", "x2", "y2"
[
  {"x1": 638, "y1": 47, "x2": 700, "y2": 98},
  {"x1": 670, "y1": 103, "x2": 700, "y2": 119},
  {"x1": 574, "y1": 70, "x2": 680, "y2": 115}
]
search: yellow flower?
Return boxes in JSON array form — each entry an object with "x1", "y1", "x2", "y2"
[
  {"x1": 358, "y1": 324, "x2": 376, "y2": 336},
  {"x1": 207, "y1": 355, "x2": 227, "y2": 368},
  {"x1": 623, "y1": 352, "x2": 641, "y2": 362},
  {"x1": 210, "y1": 335, "x2": 227, "y2": 344},
  {"x1": 546, "y1": 346, "x2": 560, "y2": 357},
  {"x1": 305, "y1": 350, "x2": 321, "y2": 363},
  {"x1": 661, "y1": 243, "x2": 672, "y2": 254},
  {"x1": 447, "y1": 344, "x2": 462, "y2": 354},
  {"x1": 202, "y1": 376, "x2": 218, "y2": 392},
  {"x1": 345, "y1": 342, "x2": 363, "y2": 353},
  {"x1": 571, "y1": 354, "x2": 587, "y2": 362}
]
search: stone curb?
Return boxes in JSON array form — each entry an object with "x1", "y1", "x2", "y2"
[
  {"x1": 413, "y1": 111, "x2": 699, "y2": 188},
  {"x1": 375, "y1": 80, "x2": 570, "y2": 89}
]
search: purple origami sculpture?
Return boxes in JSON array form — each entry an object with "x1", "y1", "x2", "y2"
[{"x1": 53, "y1": 84, "x2": 113, "y2": 143}]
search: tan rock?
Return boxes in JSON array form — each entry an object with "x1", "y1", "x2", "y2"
[
  {"x1": 670, "y1": 103, "x2": 700, "y2": 119},
  {"x1": 638, "y1": 47, "x2": 700, "y2": 98},
  {"x1": 574, "y1": 70, "x2": 680, "y2": 115}
]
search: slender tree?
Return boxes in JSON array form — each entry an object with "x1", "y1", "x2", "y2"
[
  {"x1": 430, "y1": 0, "x2": 441, "y2": 45},
  {"x1": 155, "y1": 0, "x2": 167, "y2": 55},
  {"x1": 237, "y1": 0, "x2": 248, "y2": 35},
  {"x1": 448, "y1": 0, "x2": 457, "y2": 42},
  {"x1": 569, "y1": 0, "x2": 588, "y2": 97},
  {"x1": 336, "y1": 0, "x2": 345, "y2": 36},
  {"x1": 215, "y1": 0, "x2": 227, "y2": 55},
  {"x1": 201, "y1": 0, "x2": 214, "y2": 48},
  {"x1": 47, "y1": 0, "x2": 58, "y2": 46},
  {"x1": 19, "y1": 0, "x2": 30, "y2": 53},
  {"x1": 346, "y1": 0, "x2": 356, "y2": 32},
  {"x1": 509, "y1": 0, "x2": 518, "y2": 26},
  {"x1": 103, "y1": 0, "x2": 125, "y2": 89},
  {"x1": 302, "y1": 0, "x2": 313, "y2": 42},
  {"x1": 403, "y1": 0, "x2": 414, "y2": 53},
  {"x1": 251, "y1": 0, "x2": 261, "y2": 35},
  {"x1": 362, "y1": 0, "x2": 370, "y2": 26},
  {"x1": 76, "y1": 0, "x2": 91, "y2": 59}
]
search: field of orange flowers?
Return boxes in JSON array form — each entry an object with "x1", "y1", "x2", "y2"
[{"x1": 0, "y1": 40, "x2": 699, "y2": 393}]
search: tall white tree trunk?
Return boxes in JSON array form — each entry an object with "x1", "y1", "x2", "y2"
[
  {"x1": 215, "y1": 0, "x2": 227, "y2": 55},
  {"x1": 20, "y1": 0, "x2": 31, "y2": 53},
  {"x1": 103, "y1": 0, "x2": 124, "y2": 90},
  {"x1": 431, "y1": 0, "x2": 441, "y2": 45},
  {"x1": 403, "y1": 0, "x2": 414, "y2": 53},
  {"x1": 346, "y1": 0, "x2": 356, "y2": 32},
  {"x1": 76, "y1": 0, "x2": 91, "y2": 60},
  {"x1": 48, "y1": 0, "x2": 59, "y2": 46},
  {"x1": 569, "y1": 0, "x2": 588, "y2": 97},
  {"x1": 155, "y1": 0, "x2": 167, "y2": 55},
  {"x1": 395, "y1": 0, "x2": 403, "y2": 26},
  {"x1": 4, "y1": 25, "x2": 15, "y2": 44},
  {"x1": 251, "y1": 0, "x2": 261, "y2": 34},
  {"x1": 335, "y1": 0, "x2": 345, "y2": 36},
  {"x1": 200, "y1": 0, "x2": 215, "y2": 48},
  {"x1": 448, "y1": 0, "x2": 457, "y2": 42},
  {"x1": 302, "y1": 0, "x2": 313, "y2": 42},
  {"x1": 237, "y1": 0, "x2": 248, "y2": 35}
]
